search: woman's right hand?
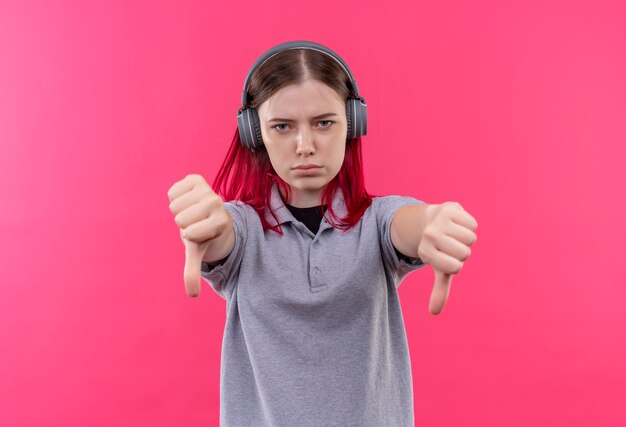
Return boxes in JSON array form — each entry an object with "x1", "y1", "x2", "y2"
[{"x1": 167, "y1": 174, "x2": 231, "y2": 297}]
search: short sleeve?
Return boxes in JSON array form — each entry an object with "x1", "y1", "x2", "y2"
[
  {"x1": 376, "y1": 195, "x2": 428, "y2": 287},
  {"x1": 199, "y1": 201, "x2": 247, "y2": 301}
]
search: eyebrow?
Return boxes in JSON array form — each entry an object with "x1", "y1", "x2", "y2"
[{"x1": 267, "y1": 113, "x2": 339, "y2": 123}]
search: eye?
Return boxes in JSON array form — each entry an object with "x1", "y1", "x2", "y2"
[
  {"x1": 272, "y1": 123, "x2": 290, "y2": 132},
  {"x1": 318, "y1": 120, "x2": 334, "y2": 128}
]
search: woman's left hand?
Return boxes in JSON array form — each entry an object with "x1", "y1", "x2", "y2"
[{"x1": 418, "y1": 202, "x2": 478, "y2": 315}]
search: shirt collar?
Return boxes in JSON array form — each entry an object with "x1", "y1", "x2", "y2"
[{"x1": 264, "y1": 180, "x2": 348, "y2": 227}]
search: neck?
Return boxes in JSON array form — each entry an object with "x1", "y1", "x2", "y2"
[{"x1": 280, "y1": 186, "x2": 324, "y2": 208}]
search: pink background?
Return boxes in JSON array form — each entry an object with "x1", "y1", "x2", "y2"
[{"x1": 1, "y1": 0, "x2": 625, "y2": 426}]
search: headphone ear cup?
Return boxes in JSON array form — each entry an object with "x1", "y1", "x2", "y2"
[
  {"x1": 345, "y1": 99, "x2": 354, "y2": 139},
  {"x1": 237, "y1": 107, "x2": 264, "y2": 151},
  {"x1": 346, "y1": 97, "x2": 368, "y2": 139}
]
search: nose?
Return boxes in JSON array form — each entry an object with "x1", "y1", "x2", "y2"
[{"x1": 295, "y1": 127, "x2": 315, "y2": 156}]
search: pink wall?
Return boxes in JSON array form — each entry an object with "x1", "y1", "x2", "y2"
[{"x1": 1, "y1": 0, "x2": 625, "y2": 425}]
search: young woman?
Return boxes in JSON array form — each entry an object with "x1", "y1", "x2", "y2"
[{"x1": 167, "y1": 41, "x2": 478, "y2": 426}]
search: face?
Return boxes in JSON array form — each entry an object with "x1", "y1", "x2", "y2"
[{"x1": 257, "y1": 79, "x2": 347, "y2": 208}]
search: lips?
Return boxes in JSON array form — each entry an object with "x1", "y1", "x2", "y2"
[{"x1": 293, "y1": 165, "x2": 321, "y2": 170}]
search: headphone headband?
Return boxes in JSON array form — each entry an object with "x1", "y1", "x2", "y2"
[{"x1": 240, "y1": 40, "x2": 361, "y2": 107}]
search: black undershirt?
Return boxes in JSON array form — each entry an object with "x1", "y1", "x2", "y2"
[{"x1": 285, "y1": 203, "x2": 327, "y2": 235}]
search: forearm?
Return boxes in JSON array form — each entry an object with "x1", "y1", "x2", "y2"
[
  {"x1": 201, "y1": 212, "x2": 235, "y2": 264},
  {"x1": 390, "y1": 203, "x2": 430, "y2": 258}
]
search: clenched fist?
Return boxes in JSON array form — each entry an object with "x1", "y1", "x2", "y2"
[
  {"x1": 418, "y1": 202, "x2": 478, "y2": 315},
  {"x1": 167, "y1": 174, "x2": 233, "y2": 297}
]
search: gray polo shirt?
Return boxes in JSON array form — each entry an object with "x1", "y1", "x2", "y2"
[{"x1": 200, "y1": 181, "x2": 427, "y2": 426}]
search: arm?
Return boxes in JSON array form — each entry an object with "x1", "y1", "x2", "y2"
[{"x1": 390, "y1": 204, "x2": 430, "y2": 259}]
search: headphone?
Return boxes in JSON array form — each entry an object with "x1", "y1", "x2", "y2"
[{"x1": 236, "y1": 40, "x2": 368, "y2": 152}]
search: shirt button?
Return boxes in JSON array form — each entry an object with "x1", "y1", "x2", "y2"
[{"x1": 314, "y1": 267, "x2": 320, "y2": 274}]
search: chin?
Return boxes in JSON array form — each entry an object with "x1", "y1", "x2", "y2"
[{"x1": 287, "y1": 181, "x2": 327, "y2": 192}]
